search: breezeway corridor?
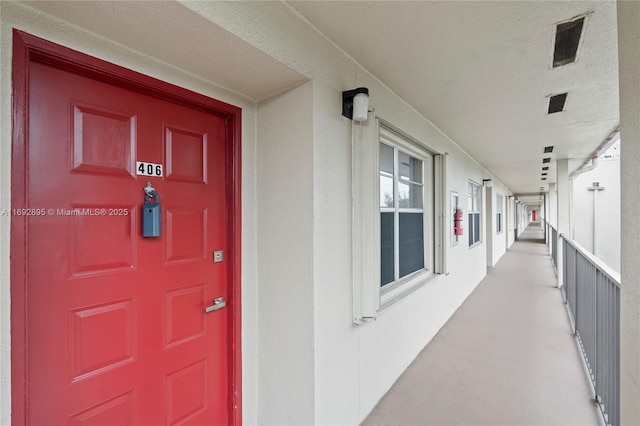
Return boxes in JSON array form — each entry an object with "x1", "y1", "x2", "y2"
[{"x1": 363, "y1": 223, "x2": 603, "y2": 425}]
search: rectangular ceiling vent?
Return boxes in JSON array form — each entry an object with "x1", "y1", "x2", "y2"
[
  {"x1": 544, "y1": 146, "x2": 554, "y2": 153},
  {"x1": 542, "y1": 166, "x2": 549, "y2": 171},
  {"x1": 542, "y1": 177, "x2": 547, "y2": 181},
  {"x1": 553, "y1": 17, "x2": 585, "y2": 67},
  {"x1": 548, "y1": 93, "x2": 567, "y2": 114},
  {"x1": 543, "y1": 158, "x2": 551, "y2": 163}
]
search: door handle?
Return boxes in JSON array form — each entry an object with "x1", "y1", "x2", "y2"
[{"x1": 205, "y1": 296, "x2": 225, "y2": 313}]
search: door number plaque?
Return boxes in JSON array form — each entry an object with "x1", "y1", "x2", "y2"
[{"x1": 137, "y1": 161, "x2": 163, "y2": 177}]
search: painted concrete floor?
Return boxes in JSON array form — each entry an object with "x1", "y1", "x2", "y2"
[{"x1": 362, "y1": 223, "x2": 603, "y2": 426}]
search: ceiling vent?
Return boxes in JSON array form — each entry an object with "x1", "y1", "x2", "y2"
[
  {"x1": 542, "y1": 177, "x2": 547, "y2": 181},
  {"x1": 542, "y1": 166, "x2": 549, "y2": 171},
  {"x1": 542, "y1": 173, "x2": 548, "y2": 176},
  {"x1": 543, "y1": 158, "x2": 551, "y2": 163},
  {"x1": 553, "y1": 17, "x2": 585, "y2": 67},
  {"x1": 544, "y1": 146, "x2": 554, "y2": 153},
  {"x1": 548, "y1": 93, "x2": 567, "y2": 114}
]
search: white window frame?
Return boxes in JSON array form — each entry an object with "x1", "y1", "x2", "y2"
[
  {"x1": 378, "y1": 127, "x2": 433, "y2": 305},
  {"x1": 496, "y1": 193, "x2": 504, "y2": 234},
  {"x1": 468, "y1": 180, "x2": 482, "y2": 247},
  {"x1": 352, "y1": 118, "x2": 446, "y2": 322}
]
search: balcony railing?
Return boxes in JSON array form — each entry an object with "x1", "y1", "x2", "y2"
[{"x1": 559, "y1": 233, "x2": 620, "y2": 426}]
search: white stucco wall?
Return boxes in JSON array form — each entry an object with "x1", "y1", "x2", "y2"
[
  {"x1": 256, "y1": 82, "x2": 316, "y2": 424},
  {"x1": 1, "y1": 2, "x2": 518, "y2": 425},
  {"x1": 572, "y1": 159, "x2": 621, "y2": 273}
]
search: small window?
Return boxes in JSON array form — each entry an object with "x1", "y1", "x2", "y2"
[
  {"x1": 496, "y1": 193, "x2": 503, "y2": 234},
  {"x1": 468, "y1": 181, "x2": 481, "y2": 247}
]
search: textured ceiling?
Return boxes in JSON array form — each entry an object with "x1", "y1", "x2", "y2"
[
  {"x1": 289, "y1": 1, "x2": 620, "y2": 204},
  {"x1": 21, "y1": 1, "x2": 620, "y2": 206}
]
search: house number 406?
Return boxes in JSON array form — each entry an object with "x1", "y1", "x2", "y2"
[{"x1": 136, "y1": 161, "x2": 163, "y2": 177}]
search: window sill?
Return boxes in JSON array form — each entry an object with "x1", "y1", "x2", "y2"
[{"x1": 379, "y1": 271, "x2": 437, "y2": 312}]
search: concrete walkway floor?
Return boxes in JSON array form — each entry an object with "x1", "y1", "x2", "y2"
[{"x1": 362, "y1": 223, "x2": 603, "y2": 426}]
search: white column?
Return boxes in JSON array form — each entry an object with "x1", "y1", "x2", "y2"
[
  {"x1": 588, "y1": 184, "x2": 604, "y2": 257},
  {"x1": 485, "y1": 186, "x2": 494, "y2": 266},
  {"x1": 555, "y1": 161, "x2": 570, "y2": 289},
  {"x1": 556, "y1": 159, "x2": 570, "y2": 237},
  {"x1": 617, "y1": 2, "x2": 640, "y2": 423},
  {"x1": 548, "y1": 183, "x2": 557, "y2": 230}
]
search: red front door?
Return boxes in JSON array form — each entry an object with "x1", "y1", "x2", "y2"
[{"x1": 14, "y1": 35, "x2": 239, "y2": 425}]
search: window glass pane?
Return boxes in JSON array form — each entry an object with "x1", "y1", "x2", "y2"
[
  {"x1": 398, "y1": 151, "x2": 422, "y2": 183},
  {"x1": 468, "y1": 213, "x2": 474, "y2": 246},
  {"x1": 380, "y1": 143, "x2": 394, "y2": 175},
  {"x1": 399, "y1": 212, "x2": 424, "y2": 277},
  {"x1": 380, "y1": 175, "x2": 394, "y2": 207},
  {"x1": 474, "y1": 213, "x2": 480, "y2": 243},
  {"x1": 473, "y1": 185, "x2": 480, "y2": 211},
  {"x1": 398, "y1": 181, "x2": 423, "y2": 208},
  {"x1": 381, "y1": 212, "x2": 395, "y2": 286}
]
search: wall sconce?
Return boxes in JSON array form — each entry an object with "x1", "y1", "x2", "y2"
[
  {"x1": 342, "y1": 87, "x2": 369, "y2": 122},
  {"x1": 482, "y1": 179, "x2": 493, "y2": 187}
]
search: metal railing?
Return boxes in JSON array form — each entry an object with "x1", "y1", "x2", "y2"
[{"x1": 560, "y1": 234, "x2": 620, "y2": 426}]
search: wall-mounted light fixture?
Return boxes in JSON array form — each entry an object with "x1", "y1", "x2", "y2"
[
  {"x1": 342, "y1": 87, "x2": 369, "y2": 122},
  {"x1": 482, "y1": 179, "x2": 493, "y2": 188}
]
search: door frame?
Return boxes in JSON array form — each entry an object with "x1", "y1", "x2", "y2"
[{"x1": 10, "y1": 30, "x2": 243, "y2": 425}]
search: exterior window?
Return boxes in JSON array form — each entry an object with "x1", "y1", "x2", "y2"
[
  {"x1": 352, "y1": 120, "x2": 442, "y2": 322},
  {"x1": 378, "y1": 126, "x2": 433, "y2": 302},
  {"x1": 468, "y1": 181, "x2": 481, "y2": 246},
  {"x1": 496, "y1": 193, "x2": 503, "y2": 233}
]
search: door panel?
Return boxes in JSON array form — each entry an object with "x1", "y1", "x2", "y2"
[{"x1": 26, "y1": 61, "x2": 229, "y2": 425}]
